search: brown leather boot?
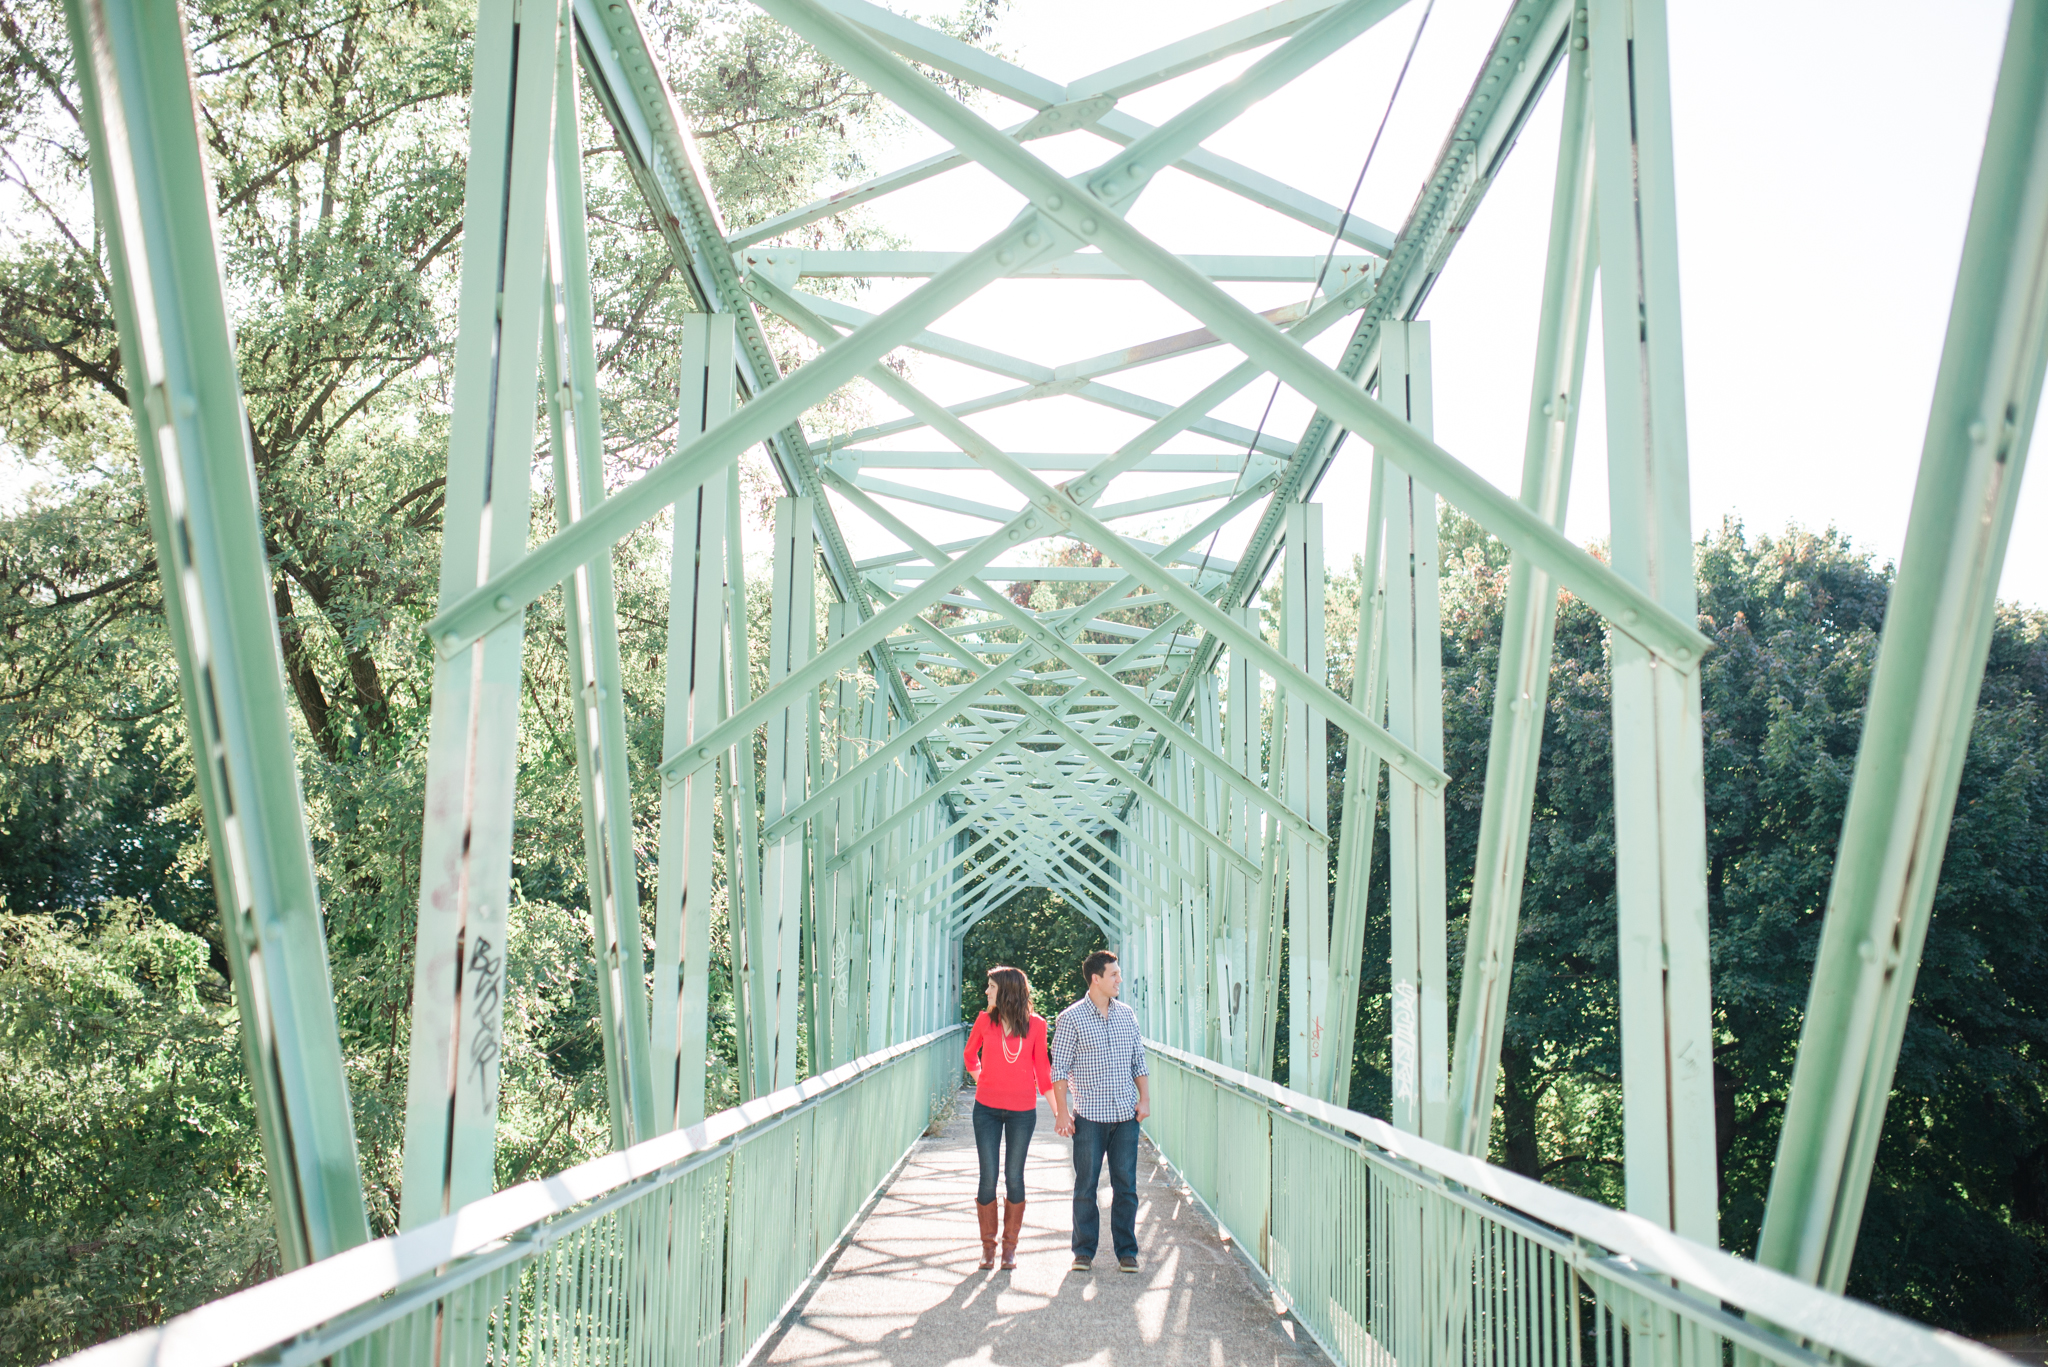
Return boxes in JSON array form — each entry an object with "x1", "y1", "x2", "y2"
[
  {"x1": 976, "y1": 1201, "x2": 998, "y2": 1270},
  {"x1": 1000, "y1": 1201, "x2": 1025, "y2": 1270}
]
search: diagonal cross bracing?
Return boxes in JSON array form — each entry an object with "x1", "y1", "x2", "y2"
[{"x1": 77, "y1": 0, "x2": 2046, "y2": 1340}]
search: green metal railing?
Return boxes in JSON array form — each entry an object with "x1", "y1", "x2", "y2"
[
  {"x1": 1141, "y1": 1042, "x2": 2010, "y2": 1367},
  {"x1": 58, "y1": 1027, "x2": 963, "y2": 1367}
]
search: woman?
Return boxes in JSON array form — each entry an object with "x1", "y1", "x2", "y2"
[{"x1": 963, "y1": 965, "x2": 1063, "y2": 1270}]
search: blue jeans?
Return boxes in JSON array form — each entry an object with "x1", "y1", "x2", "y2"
[
  {"x1": 1070, "y1": 1116, "x2": 1139, "y2": 1260},
  {"x1": 973, "y1": 1101, "x2": 1036, "y2": 1205}
]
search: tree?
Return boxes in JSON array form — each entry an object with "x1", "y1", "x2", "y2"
[
  {"x1": 0, "y1": 909, "x2": 271, "y2": 1364},
  {"x1": 0, "y1": 0, "x2": 999, "y2": 1351},
  {"x1": 1325, "y1": 513, "x2": 2048, "y2": 1335},
  {"x1": 959, "y1": 886, "x2": 1107, "y2": 1028}
]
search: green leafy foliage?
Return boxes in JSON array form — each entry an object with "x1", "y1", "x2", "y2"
[
  {"x1": 1324, "y1": 512, "x2": 2048, "y2": 1334},
  {"x1": 0, "y1": 908, "x2": 273, "y2": 1363},
  {"x1": 0, "y1": 0, "x2": 998, "y2": 1350},
  {"x1": 958, "y1": 886, "x2": 1107, "y2": 1027}
]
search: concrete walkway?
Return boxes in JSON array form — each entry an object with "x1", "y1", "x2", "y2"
[{"x1": 762, "y1": 1088, "x2": 1328, "y2": 1367}]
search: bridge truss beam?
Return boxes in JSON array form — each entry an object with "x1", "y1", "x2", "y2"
[{"x1": 63, "y1": 0, "x2": 2048, "y2": 1308}]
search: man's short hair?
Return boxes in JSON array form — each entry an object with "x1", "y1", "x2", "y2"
[{"x1": 1082, "y1": 950, "x2": 1118, "y2": 986}]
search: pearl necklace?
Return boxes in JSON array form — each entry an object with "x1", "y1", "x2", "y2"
[{"x1": 1001, "y1": 1029, "x2": 1024, "y2": 1065}]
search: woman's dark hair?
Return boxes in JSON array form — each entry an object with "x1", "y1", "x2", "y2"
[{"x1": 986, "y1": 966, "x2": 1031, "y2": 1037}]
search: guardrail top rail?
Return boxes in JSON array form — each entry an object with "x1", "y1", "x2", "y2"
[{"x1": 1142, "y1": 1042, "x2": 2015, "y2": 1367}]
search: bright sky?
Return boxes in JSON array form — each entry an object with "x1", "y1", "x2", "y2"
[{"x1": 802, "y1": 0, "x2": 2035, "y2": 605}]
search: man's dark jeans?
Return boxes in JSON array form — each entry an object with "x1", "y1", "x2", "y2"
[
  {"x1": 973, "y1": 1101, "x2": 1036, "y2": 1205},
  {"x1": 1070, "y1": 1115, "x2": 1139, "y2": 1259}
]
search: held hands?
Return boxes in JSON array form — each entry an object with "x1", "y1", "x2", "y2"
[{"x1": 1054, "y1": 1108, "x2": 1075, "y2": 1138}]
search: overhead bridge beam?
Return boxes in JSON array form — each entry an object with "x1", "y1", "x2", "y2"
[
  {"x1": 734, "y1": 248, "x2": 1379, "y2": 284},
  {"x1": 64, "y1": 0, "x2": 2039, "y2": 1346}
]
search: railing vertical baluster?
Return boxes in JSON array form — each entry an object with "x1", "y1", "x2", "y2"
[
  {"x1": 600, "y1": 1215, "x2": 618, "y2": 1367},
  {"x1": 553, "y1": 1202, "x2": 571, "y2": 1366},
  {"x1": 1490, "y1": 1205, "x2": 1507, "y2": 1367},
  {"x1": 593, "y1": 1215, "x2": 611, "y2": 1367},
  {"x1": 572, "y1": 1229, "x2": 586, "y2": 1367},
  {"x1": 1568, "y1": 1262, "x2": 1584, "y2": 1367},
  {"x1": 598, "y1": 1205, "x2": 614, "y2": 1367}
]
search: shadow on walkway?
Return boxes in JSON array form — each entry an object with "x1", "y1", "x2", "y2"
[{"x1": 762, "y1": 1086, "x2": 1328, "y2": 1367}]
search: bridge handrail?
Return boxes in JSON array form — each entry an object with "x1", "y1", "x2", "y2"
[
  {"x1": 1142, "y1": 1041, "x2": 2008, "y2": 1367},
  {"x1": 55, "y1": 1025, "x2": 967, "y2": 1367}
]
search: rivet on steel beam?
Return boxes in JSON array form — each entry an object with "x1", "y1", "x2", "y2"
[
  {"x1": 1046, "y1": 195, "x2": 1064, "y2": 211},
  {"x1": 1025, "y1": 231, "x2": 1043, "y2": 248},
  {"x1": 1620, "y1": 609, "x2": 1639, "y2": 626},
  {"x1": 440, "y1": 632, "x2": 458, "y2": 651},
  {"x1": 1970, "y1": 419, "x2": 1989, "y2": 442},
  {"x1": 1080, "y1": 218, "x2": 1098, "y2": 234},
  {"x1": 495, "y1": 594, "x2": 514, "y2": 612}
]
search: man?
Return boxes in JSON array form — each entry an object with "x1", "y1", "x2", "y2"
[{"x1": 1051, "y1": 949, "x2": 1150, "y2": 1273}]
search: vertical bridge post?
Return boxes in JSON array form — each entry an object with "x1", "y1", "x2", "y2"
[
  {"x1": 1760, "y1": 3, "x2": 2048, "y2": 1290},
  {"x1": 1382, "y1": 321, "x2": 1447, "y2": 1140},
  {"x1": 654, "y1": 313, "x2": 736, "y2": 1131},
  {"x1": 398, "y1": 0, "x2": 559, "y2": 1229},
  {"x1": 62, "y1": 0, "x2": 371, "y2": 1266},
  {"x1": 1590, "y1": 0, "x2": 1718, "y2": 1244}
]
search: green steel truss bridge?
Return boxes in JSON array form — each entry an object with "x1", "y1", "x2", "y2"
[{"x1": 46, "y1": 0, "x2": 2048, "y2": 1363}]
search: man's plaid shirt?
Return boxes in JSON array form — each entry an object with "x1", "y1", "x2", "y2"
[{"x1": 1050, "y1": 995, "x2": 1149, "y2": 1123}]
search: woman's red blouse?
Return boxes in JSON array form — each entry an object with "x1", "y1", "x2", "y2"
[{"x1": 963, "y1": 1011, "x2": 1052, "y2": 1110}]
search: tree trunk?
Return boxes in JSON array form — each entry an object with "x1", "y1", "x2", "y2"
[
  {"x1": 1498, "y1": 1038, "x2": 1543, "y2": 1179},
  {"x1": 273, "y1": 573, "x2": 340, "y2": 763}
]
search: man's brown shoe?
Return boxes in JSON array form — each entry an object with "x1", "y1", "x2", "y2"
[
  {"x1": 1070, "y1": 1255, "x2": 1092, "y2": 1272},
  {"x1": 1118, "y1": 1255, "x2": 1139, "y2": 1274},
  {"x1": 976, "y1": 1201, "x2": 998, "y2": 1270},
  {"x1": 1000, "y1": 1201, "x2": 1026, "y2": 1270}
]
